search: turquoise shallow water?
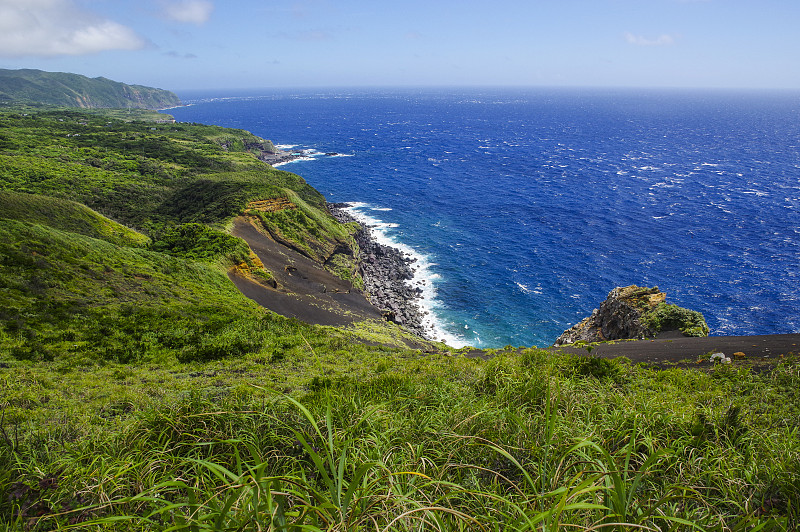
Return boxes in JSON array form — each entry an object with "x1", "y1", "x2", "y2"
[{"x1": 168, "y1": 88, "x2": 800, "y2": 348}]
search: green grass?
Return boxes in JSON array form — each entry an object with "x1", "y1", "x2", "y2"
[
  {"x1": 1, "y1": 351, "x2": 797, "y2": 530},
  {"x1": 0, "y1": 109, "x2": 326, "y2": 234},
  {"x1": 0, "y1": 216, "x2": 409, "y2": 368},
  {"x1": 0, "y1": 190, "x2": 149, "y2": 248}
]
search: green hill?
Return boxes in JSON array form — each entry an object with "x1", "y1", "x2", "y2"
[
  {"x1": 0, "y1": 107, "x2": 397, "y2": 362},
  {"x1": 0, "y1": 190, "x2": 150, "y2": 248},
  {"x1": 0, "y1": 69, "x2": 180, "y2": 109}
]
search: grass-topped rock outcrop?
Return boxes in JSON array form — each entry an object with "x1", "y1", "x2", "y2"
[{"x1": 554, "y1": 285, "x2": 709, "y2": 346}]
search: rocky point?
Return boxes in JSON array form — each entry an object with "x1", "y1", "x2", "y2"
[{"x1": 554, "y1": 285, "x2": 709, "y2": 346}]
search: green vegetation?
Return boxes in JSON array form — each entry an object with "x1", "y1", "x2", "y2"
[
  {"x1": 0, "y1": 69, "x2": 180, "y2": 109},
  {"x1": 151, "y1": 223, "x2": 251, "y2": 265},
  {"x1": 0, "y1": 105, "x2": 797, "y2": 530},
  {"x1": 0, "y1": 107, "x2": 326, "y2": 234},
  {"x1": 0, "y1": 107, "x2": 373, "y2": 368},
  {"x1": 642, "y1": 303, "x2": 710, "y2": 337},
  {"x1": 626, "y1": 286, "x2": 710, "y2": 338},
  {"x1": 1, "y1": 350, "x2": 797, "y2": 530},
  {"x1": 0, "y1": 190, "x2": 150, "y2": 248},
  {"x1": 251, "y1": 190, "x2": 358, "y2": 264}
]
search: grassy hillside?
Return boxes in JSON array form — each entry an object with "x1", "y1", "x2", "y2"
[
  {"x1": 0, "y1": 190, "x2": 150, "y2": 248},
  {"x1": 0, "y1": 108, "x2": 326, "y2": 231},
  {"x1": 0, "y1": 106, "x2": 797, "y2": 530},
  {"x1": 0, "y1": 107, "x2": 391, "y2": 362},
  {"x1": 0, "y1": 69, "x2": 180, "y2": 109}
]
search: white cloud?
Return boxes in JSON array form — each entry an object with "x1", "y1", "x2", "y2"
[
  {"x1": 624, "y1": 32, "x2": 677, "y2": 47},
  {"x1": 164, "y1": 50, "x2": 198, "y2": 59},
  {"x1": 161, "y1": 0, "x2": 214, "y2": 25},
  {"x1": 0, "y1": 0, "x2": 145, "y2": 57}
]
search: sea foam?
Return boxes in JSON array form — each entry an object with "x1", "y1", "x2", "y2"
[{"x1": 342, "y1": 203, "x2": 471, "y2": 348}]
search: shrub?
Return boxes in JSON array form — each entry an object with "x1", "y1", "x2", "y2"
[
  {"x1": 176, "y1": 319, "x2": 266, "y2": 362},
  {"x1": 151, "y1": 223, "x2": 250, "y2": 264},
  {"x1": 641, "y1": 303, "x2": 709, "y2": 337},
  {"x1": 566, "y1": 354, "x2": 624, "y2": 381}
]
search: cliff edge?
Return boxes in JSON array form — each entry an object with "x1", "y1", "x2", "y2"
[
  {"x1": 0, "y1": 69, "x2": 180, "y2": 109},
  {"x1": 554, "y1": 285, "x2": 709, "y2": 346}
]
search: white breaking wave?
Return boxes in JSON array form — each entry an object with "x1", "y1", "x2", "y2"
[
  {"x1": 273, "y1": 156, "x2": 315, "y2": 167},
  {"x1": 342, "y1": 203, "x2": 471, "y2": 348},
  {"x1": 271, "y1": 148, "x2": 325, "y2": 167},
  {"x1": 270, "y1": 147, "x2": 353, "y2": 166},
  {"x1": 516, "y1": 282, "x2": 542, "y2": 295}
]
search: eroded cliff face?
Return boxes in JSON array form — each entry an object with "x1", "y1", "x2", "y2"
[{"x1": 554, "y1": 285, "x2": 709, "y2": 346}]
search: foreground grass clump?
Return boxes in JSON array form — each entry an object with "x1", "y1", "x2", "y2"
[{"x1": 1, "y1": 349, "x2": 797, "y2": 530}]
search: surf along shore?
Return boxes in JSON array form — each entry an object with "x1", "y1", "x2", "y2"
[
  {"x1": 228, "y1": 139, "x2": 800, "y2": 360},
  {"x1": 226, "y1": 199, "x2": 435, "y2": 350},
  {"x1": 328, "y1": 203, "x2": 430, "y2": 339}
]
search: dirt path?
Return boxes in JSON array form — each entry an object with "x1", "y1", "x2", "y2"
[{"x1": 548, "y1": 332, "x2": 800, "y2": 367}]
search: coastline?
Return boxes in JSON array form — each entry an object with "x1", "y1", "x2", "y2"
[
  {"x1": 328, "y1": 203, "x2": 431, "y2": 340},
  {"x1": 258, "y1": 147, "x2": 306, "y2": 166},
  {"x1": 261, "y1": 146, "x2": 346, "y2": 167}
]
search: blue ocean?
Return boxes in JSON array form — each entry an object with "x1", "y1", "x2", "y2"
[{"x1": 167, "y1": 88, "x2": 800, "y2": 348}]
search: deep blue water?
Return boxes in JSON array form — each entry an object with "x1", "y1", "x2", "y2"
[{"x1": 167, "y1": 88, "x2": 800, "y2": 348}]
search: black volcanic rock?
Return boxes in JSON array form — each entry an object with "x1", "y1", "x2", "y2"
[{"x1": 328, "y1": 203, "x2": 429, "y2": 339}]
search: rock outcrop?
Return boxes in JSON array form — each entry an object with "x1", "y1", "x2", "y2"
[
  {"x1": 554, "y1": 285, "x2": 709, "y2": 346},
  {"x1": 246, "y1": 198, "x2": 297, "y2": 213}
]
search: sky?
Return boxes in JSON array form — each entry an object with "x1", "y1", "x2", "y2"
[{"x1": 0, "y1": 0, "x2": 799, "y2": 92}]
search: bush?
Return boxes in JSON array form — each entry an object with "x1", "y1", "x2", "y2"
[
  {"x1": 151, "y1": 223, "x2": 250, "y2": 264},
  {"x1": 641, "y1": 303, "x2": 709, "y2": 337},
  {"x1": 566, "y1": 354, "x2": 624, "y2": 381},
  {"x1": 176, "y1": 319, "x2": 267, "y2": 362}
]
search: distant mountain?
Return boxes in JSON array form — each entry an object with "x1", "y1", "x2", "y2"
[{"x1": 0, "y1": 69, "x2": 181, "y2": 109}]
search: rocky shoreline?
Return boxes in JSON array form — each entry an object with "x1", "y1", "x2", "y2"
[
  {"x1": 258, "y1": 148, "x2": 343, "y2": 167},
  {"x1": 328, "y1": 203, "x2": 430, "y2": 339}
]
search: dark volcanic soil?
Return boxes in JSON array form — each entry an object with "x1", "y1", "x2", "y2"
[
  {"x1": 229, "y1": 216, "x2": 383, "y2": 327},
  {"x1": 547, "y1": 331, "x2": 800, "y2": 369}
]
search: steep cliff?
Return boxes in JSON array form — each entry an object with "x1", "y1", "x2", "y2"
[
  {"x1": 0, "y1": 69, "x2": 180, "y2": 109},
  {"x1": 554, "y1": 285, "x2": 709, "y2": 346}
]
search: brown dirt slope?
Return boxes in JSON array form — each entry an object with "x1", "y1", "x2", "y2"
[
  {"x1": 228, "y1": 214, "x2": 800, "y2": 361},
  {"x1": 229, "y1": 216, "x2": 383, "y2": 327}
]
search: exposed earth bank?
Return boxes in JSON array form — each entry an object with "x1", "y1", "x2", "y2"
[
  {"x1": 227, "y1": 208, "x2": 799, "y2": 363},
  {"x1": 227, "y1": 212, "x2": 434, "y2": 349}
]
